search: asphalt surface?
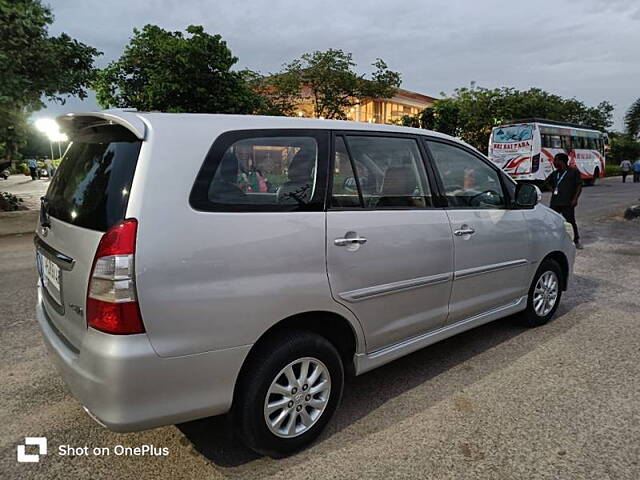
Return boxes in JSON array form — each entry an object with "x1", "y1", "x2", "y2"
[{"x1": 1, "y1": 176, "x2": 639, "y2": 479}]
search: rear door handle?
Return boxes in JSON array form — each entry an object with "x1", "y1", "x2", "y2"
[
  {"x1": 454, "y1": 225, "x2": 476, "y2": 236},
  {"x1": 334, "y1": 237, "x2": 368, "y2": 246}
]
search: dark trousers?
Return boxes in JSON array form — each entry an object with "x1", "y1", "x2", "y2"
[
  {"x1": 634, "y1": 172, "x2": 640, "y2": 183},
  {"x1": 622, "y1": 171, "x2": 629, "y2": 182},
  {"x1": 551, "y1": 205, "x2": 580, "y2": 243},
  {"x1": 29, "y1": 167, "x2": 37, "y2": 180}
]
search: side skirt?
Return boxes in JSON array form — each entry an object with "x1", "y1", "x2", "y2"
[{"x1": 353, "y1": 296, "x2": 527, "y2": 375}]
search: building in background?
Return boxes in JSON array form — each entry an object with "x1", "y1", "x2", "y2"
[{"x1": 295, "y1": 88, "x2": 437, "y2": 124}]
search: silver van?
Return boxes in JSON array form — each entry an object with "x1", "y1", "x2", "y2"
[{"x1": 35, "y1": 112, "x2": 575, "y2": 456}]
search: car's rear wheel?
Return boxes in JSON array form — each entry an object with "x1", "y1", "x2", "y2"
[
  {"x1": 234, "y1": 331, "x2": 344, "y2": 457},
  {"x1": 520, "y1": 258, "x2": 563, "y2": 327}
]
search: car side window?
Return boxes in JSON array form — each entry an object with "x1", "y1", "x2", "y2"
[
  {"x1": 190, "y1": 132, "x2": 327, "y2": 212},
  {"x1": 426, "y1": 141, "x2": 507, "y2": 209},
  {"x1": 331, "y1": 137, "x2": 361, "y2": 208},
  {"x1": 336, "y1": 135, "x2": 432, "y2": 209}
]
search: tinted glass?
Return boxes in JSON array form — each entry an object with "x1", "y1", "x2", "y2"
[
  {"x1": 331, "y1": 137, "x2": 361, "y2": 208},
  {"x1": 344, "y1": 136, "x2": 431, "y2": 208},
  {"x1": 427, "y1": 141, "x2": 506, "y2": 209},
  {"x1": 45, "y1": 125, "x2": 141, "y2": 231},
  {"x1": 207, "y1": 137, "x2": 318, "y2": 207}
]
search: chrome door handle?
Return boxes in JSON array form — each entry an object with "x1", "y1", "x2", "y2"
[
  {"x1": 334, "y1": 237, "x2": 368, "y2": 246},
  {"x1": 454, "y1": 225, "x2": 476, "y2": 236}
]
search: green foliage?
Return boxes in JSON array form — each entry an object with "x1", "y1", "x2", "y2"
[
  {"x1": 625, "y1": 97, "x2": 640, "y2": 138},
  {"x1": 0, "y1": 191, "x2": 26, "y2": 211},
  {"x1": 262, "y1": 49, "x2": 401, "y2": 119},
  {"x1": 0, "y1": 108, "x2": 30, "y2": 164},
  {"x1": 0, "y1": 0, "x2": 100, "y2": 164},
  {"x1": 604, "y1": 164, "x2": 620, "y2": 177},
  {"x1": 408, "y1": 87, "x2": 613, "y2": 153},
  {"x1": 94, "y1": 25, "x2": 262, "y2": 114},
  {"x1": 13, "y1": 162, "x2": 29, "y2": 175},
  {"x1": 0, "y1": 0, "x2": 100, "y2": 108},
  {"x1": 607, "y1": 132, "x2": 640, "y2": 163}
]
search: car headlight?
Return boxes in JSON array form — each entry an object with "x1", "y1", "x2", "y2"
[{"x1": 564, "y1": 222, "x2": 574, "y2": 242}]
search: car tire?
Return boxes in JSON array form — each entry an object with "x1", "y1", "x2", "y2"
[
  {"x1": 520, "y1": 258, "x2": 563, "y2": 327},
  {"x1": 233, "y1": 330, "x2": 344, "y2": 457}
]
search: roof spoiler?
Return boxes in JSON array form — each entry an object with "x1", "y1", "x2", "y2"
[{"x1": 56, "y1": 112, "x2": 146, "y2": 140}]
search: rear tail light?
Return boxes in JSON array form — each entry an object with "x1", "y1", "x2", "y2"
[{"x1": 86, "y1": 219, "x2": 145, "y2": 334}]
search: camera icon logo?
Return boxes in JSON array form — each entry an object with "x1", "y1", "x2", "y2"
[{"x1": 17, "y1": 437, "x2": 48, "y2": 463}]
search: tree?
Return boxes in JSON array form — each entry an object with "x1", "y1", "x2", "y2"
[
  {"x1": 408, "y1": 86, "x2": 614, "y2": 153},
  {"x1": 625, "y1": 97, "x2": 640, "y2": 138},
  {"x1": 262, "y1": 49, "x2": 401, "y2": 119},
  {"x1": 0, "y1": 0, "x2": 101, "y2": 164},
  {"x1": 94, "y1": 25, "x2": 262, "y2": 114},
  {"x1": 607, "y1": 132, "x2": 640, "y2": 163}
]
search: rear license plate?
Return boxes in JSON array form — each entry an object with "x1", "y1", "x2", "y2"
[{"x1": 38, "y1": 251, "x2": 62, "y2": 305}]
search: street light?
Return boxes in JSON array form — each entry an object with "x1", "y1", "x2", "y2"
[
  {"x1": 35, "y1": 118, "x2": 67, "y2": 160},
  {"x1": 49, "y1": 132, "x2": 68, "y2": 158}
]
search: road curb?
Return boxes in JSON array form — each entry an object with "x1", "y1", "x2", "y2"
[{"x1": 0, "y1": 210, "x2": 38, "y2": 237}]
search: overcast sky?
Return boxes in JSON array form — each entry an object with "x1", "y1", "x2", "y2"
[{"x1": 38, "y1": 0, "x2": 640, "y2": 130}]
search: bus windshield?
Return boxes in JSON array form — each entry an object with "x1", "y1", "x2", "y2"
[{"x1": 492, "y1": 125, "x2": 533, "y2": 143}]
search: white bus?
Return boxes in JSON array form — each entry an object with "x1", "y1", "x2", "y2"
[{"x1": 488, "y1": 119, "x2": 607, "y2": 185}]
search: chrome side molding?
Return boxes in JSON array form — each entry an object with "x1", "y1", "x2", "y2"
[{"x1": 339, "y1": 272, "x2": 452, "y2": 303}]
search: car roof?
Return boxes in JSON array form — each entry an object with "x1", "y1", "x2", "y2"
[{"x1": 58, "y1": 110, "x2": 459, "y2": 142}]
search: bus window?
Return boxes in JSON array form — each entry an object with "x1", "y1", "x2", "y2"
[
  {"x1": 541, "y1": 134, "x2": 550, "y2": 148},
  {"x1": 561, "y1": 136, "x2": 572, "y2": 150},
  {"x1": 550, "y1": 135, "x2": 562, "y2": 148},
  {"x1": 572, "y1": 137, "x2": 583, "y2": 149}
]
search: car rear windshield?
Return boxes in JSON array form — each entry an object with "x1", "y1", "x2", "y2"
[{"x1": 45, "y1": 124, "x2": 141, "y2": 231}]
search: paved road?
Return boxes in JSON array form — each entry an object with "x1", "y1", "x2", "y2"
[
  {"x1": 0, "y1": 175, "x2": 50, "y2": 210},
  {"x1": 1, "y1": 177, "x2": 639, "y2": 479}
]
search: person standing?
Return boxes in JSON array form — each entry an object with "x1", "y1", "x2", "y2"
[
  {"x1": 44, "y1": 157, "x2": 54, "y2": 178},
  {"x1": 633, "y1": 158, "x2": 640, "y2": 183},
  {"x1": 545, "y1": 153, "x2": 584, "y2": 249},
  {"x1": 27, "y1": 158, "x2": 38, "y2": 180},
  {"x1": 620, "y1": 159, "x2": 632, "y2": 183}
]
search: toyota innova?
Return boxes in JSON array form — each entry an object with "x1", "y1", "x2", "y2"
[{"x1": 34, "y1": 112, "x2": 575, "y2": 456}]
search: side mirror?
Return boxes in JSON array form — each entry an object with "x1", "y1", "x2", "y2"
[{"x1": 515, "y1": 183, "x2": 541, "y2": 208}]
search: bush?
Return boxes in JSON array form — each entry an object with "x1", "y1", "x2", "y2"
[
  {"x1": 0, "y1": 192, "x2": 26, "y2": 211},
  {"x1": 605, "y1": 164, "x2": 620, "y2": 176},
  {"x1": 17, "y1": 163, "x2": 29, "y2": 175}
]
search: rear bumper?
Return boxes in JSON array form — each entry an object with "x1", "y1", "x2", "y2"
[{"x1": 36, "y1": 286, "x2": 251, "y2": 432}]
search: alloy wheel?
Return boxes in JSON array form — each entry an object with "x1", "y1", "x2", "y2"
[
  {"x1": 533, "y1": 271, "x2": 559, "y2": 317},
  {"x1": 263, "y1": 357, "x2": 331, "y2": 438}
]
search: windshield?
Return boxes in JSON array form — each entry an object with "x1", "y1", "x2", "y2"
[
  {"x1": 492, "y1": 125, "x2": 533, "y2": 143},
  {"x1": 45, "y1": 125, "x2": 141, "y2": 231}
]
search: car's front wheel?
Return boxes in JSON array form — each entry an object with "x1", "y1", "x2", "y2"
[
  {"x1": 520, "y1": 258, "x2": 563, "y2": 327},
  {"x1": 234, "y1": 330, "x2": 344, "y2": 457}
]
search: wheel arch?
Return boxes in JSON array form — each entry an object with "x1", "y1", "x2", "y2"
[
  {"x1": 233, "y1": 310, "x2": 361, "y2": 401},
  {"x1": 542, "y1": 251, "x2": 569, "y2": 291}
]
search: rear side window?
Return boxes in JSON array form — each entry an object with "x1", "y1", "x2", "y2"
[
  {"x1": 190, "y1": 130, "x2": 328, "y2": 212},
  {"x1": 45, "y1": 125, "x2": 141, "y2": 231}
]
